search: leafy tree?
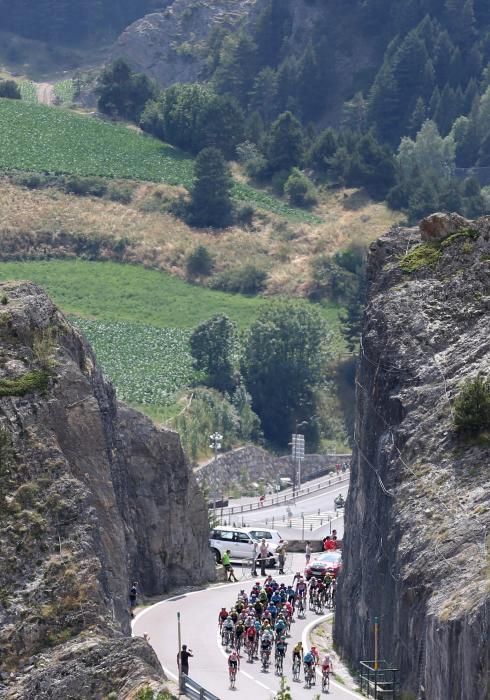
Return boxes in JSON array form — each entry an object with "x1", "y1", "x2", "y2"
[
  {"x1": 96, "y1": 59, "x2": 157, "y2": 122},
  {"x1": 409, "y1": 97, "x2": 427, "y2": 136},
  {"x1": 196, "y1": 94, "x2": 245, "y2": 159},
  {"x1": 242, "y1": 302, "x2": 330, "y2": 447},
  {"x1": 190, "y1": 314, "x2": 237, "y2": 392},
  {"x1": 159, "y1": 83, "x2": 213, "y2": 153},
  {"x1": 266, "y1": 111, "x2": 304, "y2": 173},
  {"x1": 308, "y1": 128, "x2": 338, "y2": 174},
  {"x1": 189, "y1": 148, "x2": 233, "y2": 228},
  {"x1": 0, "y1": 80, "x2": 21, "y2": 99},
  {"x1": 453, "y1": 374, "x2": 490, "y2": 434},
  {"x1": 284, "y1": 169, "x2": 317, "y2": 207},
  {"x1": 186, "y1": 245, "x2": 214, "y2": 278}
]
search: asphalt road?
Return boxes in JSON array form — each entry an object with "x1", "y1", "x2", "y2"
[
  {"x1": 220, "y1": 479, "x2": 349, "y2": 540},
  {"x1": 133, "y1": 571, "x2": 361, "y2": 700}
]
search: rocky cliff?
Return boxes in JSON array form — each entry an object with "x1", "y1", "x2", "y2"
[
  {"x1": 113, "y1": 0, "x2": 262, "y2": 88},
  {"x1": 0, "y1": 281, "x2": 214, "y2": 699},
  {"x1": 335, "y1": 214, "x2": 489, "y2": 700}
]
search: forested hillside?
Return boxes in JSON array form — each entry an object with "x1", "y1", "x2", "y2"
[{"x1": 0, "y1": 0, "x2": 170, "y2": 44}]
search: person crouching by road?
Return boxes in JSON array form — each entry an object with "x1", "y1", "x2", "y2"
[{"x1": 222, "y1": 549, "x2": 238, "y2": 582}]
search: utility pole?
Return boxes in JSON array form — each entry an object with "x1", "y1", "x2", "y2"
[
  {"x1": 209, "y1": 431, "x2": 222, "y2": 522},
  {"x1": 291, "y1": 432, "x2": 305, "y2": 492},
  {"x1": 177, "y1": 611, "x2": 182, "y2": 692}
]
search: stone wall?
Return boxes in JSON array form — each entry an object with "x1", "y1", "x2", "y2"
[{"x1": 196, "y1": 444, "x2": 351, "y2": 495}]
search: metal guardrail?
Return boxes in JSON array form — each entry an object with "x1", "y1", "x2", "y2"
[
  {"x1": 218, "y1": 472, "x2": 350, "y2": 517},
  {"x1": 181, "y1": 674, "x2": 220, "y2": 700}
]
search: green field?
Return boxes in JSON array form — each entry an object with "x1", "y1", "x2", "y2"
[
  {"x1": 53, "y1": 79, "x2": 76, "y2": 103},
  {"x1": 0, "y1": 99, "x2": 317, "y2": 222},
  {"x1": 0, "y1": 260, "x2": 342, "y2": 417},
  {"x1": 73, "y1": 319, "x2": 194, "y2": 407},
  {"x1": 0, "y1": 260, "x2": 266, "y2": 328}
]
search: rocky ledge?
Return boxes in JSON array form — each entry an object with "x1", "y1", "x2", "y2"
[
  {"x1": 0, "y1": 281, "x2": 214, "y2": 699},
  {"x1": 335, "y1": 214, "x2": 489, "y2": 700}
]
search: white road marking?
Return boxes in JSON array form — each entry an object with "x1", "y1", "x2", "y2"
[
  {"x1": 241, "y1": 671, "x2": 253, "y2": 679},
  {"x1": 302, "y1": 614, "x2": 363, "y2": 698},
  {"x1": 255, "y1": 680, "x2": 272, "y2": 690}
]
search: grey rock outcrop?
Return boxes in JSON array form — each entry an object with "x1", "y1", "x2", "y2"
[
  {"x1": 113, "y1": 0, "x2": 263, "y2": 88},
  {"x1": 334, "y1": 215, "x2": 489, "y2": 699},
  {"x1": 0, "y1": 281, "x2": 214, "y2": 699}
]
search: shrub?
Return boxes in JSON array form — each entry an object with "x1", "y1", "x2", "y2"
[
  {"x1": 211, "y1": 265, "x2": 267, "y2": 295},
  {"x1": 65, "y1": 176, "x2": 107, "y2": 198},
  {"x1": 453, "y1": 375, "x2": 490, "y2": 434},
  {"x1": 284, "y1": 168, "x2": 317, "y2": 208},
  {"x1": 106, "y1": 183, "x2": 133, "y2": 203},
  {"x1": 235, "y1": 204, "x2": 255, "y2": 227},
  {"x1": 186, "y1": 245, "x2": 214, "y2": 278},
  {"x1": 0, "y1": 80, "x2": 21, "y2": 99},
  {"x1": 0, "y1": 370, "x2": 49, "y2": 397}
]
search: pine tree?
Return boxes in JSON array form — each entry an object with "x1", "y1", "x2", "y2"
[
  {"x1": 429, "y1": 86, "x2": 441, "y2": 119},
  {"x1": 433, "y1": 30, "x2": 455, "y2": 85},
  {"x1": 266, "y1": 111, "x2": 305, "y2": 173},
  {"x1": 434, "y1": 84, "x2": 458, "y2": 136},
  {"x1": 189, "y1": 148, "x2": 233, "y2": 228},
  {"x1": 409, "y1": 97, "x2": 426, "y2": 137},
  {"x1": 249, "y1": 67, "x2": 279, "y2": 122},
  {"x1": 254, "y1": 0, "x2": 292, "y2": 69}
]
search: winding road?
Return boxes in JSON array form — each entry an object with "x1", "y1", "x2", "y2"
[{"x1": 133, "y1": 572, "x2": 361, "y2": 700}]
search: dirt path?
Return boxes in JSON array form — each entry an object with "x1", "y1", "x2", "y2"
[{"x1": 36, "y1": 82, "x2": 55, "y2": 105}]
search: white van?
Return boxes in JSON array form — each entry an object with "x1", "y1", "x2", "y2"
[{"x1": 209, "y1": 526, "x2": 277, "y2": 567}]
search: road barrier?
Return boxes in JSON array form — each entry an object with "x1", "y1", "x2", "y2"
[
  {"x1": 217, "y1": 471, "x2": 349, "y2": 517},
  {"x1": 181, "y1": 674, "x2": 220, "y2": 700}
]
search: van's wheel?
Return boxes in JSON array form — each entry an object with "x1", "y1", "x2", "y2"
[{"x1": 212, "y1": 548, "x2": 221, "y2": 564}]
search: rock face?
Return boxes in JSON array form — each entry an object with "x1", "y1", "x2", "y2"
[
  {"x1": 334, "y1": 216, "x2": 490, "y2": 699},
  {"x1": 113, "y1": 0, "x2": 262, "y2": 88},
  {"x1": 0, "y1": 281, "x2": 214, "y2": 699}
]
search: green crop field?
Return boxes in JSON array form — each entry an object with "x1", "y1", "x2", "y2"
[
  {"x1": 19, "y1": 81, "x2": 37, "y2": 103},
  {"x1": 0, "y1": 260, "x2": 266, "y2": 328},
  {"x1": 53, "y1": 79, "x2": 76, "y2": 103},
  {"x1": 0, "y1": 99, "x2": 317, "y2": 222},
  {"x1": 0, "y1": 260, "x2": 342, "y2": 418},
  {"x1": 73, "y1": 319, "x2": 194, "y2": 407}
]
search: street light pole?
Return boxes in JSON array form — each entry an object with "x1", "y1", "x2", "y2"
[
  {"x1": 209, "y1": 431, "x2": 223, "y2": 522},
  {"x1": 177, "y1": 611, "x2": 182, "y2": 692}
]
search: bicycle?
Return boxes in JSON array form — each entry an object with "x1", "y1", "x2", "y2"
[
  {"x1": 297, "y1": 597, "x2": 306, "y2": 619},
  {"x1": 322, "y1": 669, "x2": 330, "y2": 693},
  {"x1": 275, "y1": 652, "x2": 284, "y2": 676},
  {"x1": 229, "y1": 664, "x2": 237, "y2": 689},
  {"x1": 314, "y1": 596, "x2": 324, "y2": 615},
  {"x1": 222, "y1": 628, "x2": 233, "y2": 648},
  {"x1": 261, "y1": 647, "x2": 270, "y2": 671},
  {"x1": 292, "y1": 656, "x2": 301, "y2": 681},
  {"x1": 305, "y1": 663, "x2": 315, "y2": 688},
  {"x1": 246, "y1": 639, "x2": 255, "y2": 663}
]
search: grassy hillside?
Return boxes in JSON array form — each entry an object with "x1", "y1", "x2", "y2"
[
  {"x1": 0, "y1": 179, "x2": 401, "y2": 297},
  {"x1": 0, "y1": 259, "x2": 343, "y2": 421},
  {"x1": 0, "y1": 99, "x2": 317, "y2": 222}
]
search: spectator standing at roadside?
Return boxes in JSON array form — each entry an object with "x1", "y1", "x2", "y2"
[
  {"x1": 251, "y1": 541, "x2": 258, "y2": 576},
  {"x1": 129, "y1": 581, "x2": 138, "y2": 618},
  {"x1": 178, "y1": 644, "x2": 193, "y2": 676},
  {"x1": 276, "y1": 540, "x2": 287, "y2": 575},
  {"x1": 305, "y1": 541, "x2": 312, "y2": 565},
  {"x1": 222, "y1": 549, "x2": 238, "y2": 582},
  {"x1": 259, "y1": 538, "x2": 268, "y2": 576}
]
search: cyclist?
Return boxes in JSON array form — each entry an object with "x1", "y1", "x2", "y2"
[
  {"x1": 286, "y1": 584, "x2": 296, "y2": 606},
  {"x1": 275, "y1": 635, "x2": 288, "y2": 658},
  {"x1": 228, "y1": 649, "x2": 240, "y2": 682},
  {"x1": 254, "y1": 598, "x2": 264, "y2": 619},
  {"x1": 218, "y1": 607, "x2": 228, "y2": 630},
  {"x1": 309, "y1": 576, "x2": 318, "y2": 605},
  {"x1": 303, "y1": 649, "x2": 315, "y2": 681},
  {"x1": 295, "y1": 576, "x2": 307, "y2": 600},
  {"x1": 275, "y1": 614, "x2": 287, "y2": 637},
  {"x1": 321, "y1": 653, "x2": 333, "y2": 677},
  {"x1": 235, "y1": 620, "x2": 245, "y2": 650},
  {"x1": 267, "y1": 602, "x2": 278, "y2": 621},
  {"x1": 260, "y1": 628, "x2": 273, "y2": 664},
  {"x1": 311, "y1": 645, "x2": 320, "y2": 666},
  {"x1": 230, "y1": 608, "x2": 239, "y2": 624},
  {"x1": 292, "y1": 641, "x2": 303, "y2": 665},
  {"x1": 271, "y1": 588, "x2": 282, "y2": 606},
  {"x1": 223, "y1": 615, "x2": 234, "y2": 640},
  {"x1": 259, "y1": 588, "x2": 268, "y2": 605}
]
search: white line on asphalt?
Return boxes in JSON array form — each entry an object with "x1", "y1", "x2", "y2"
[
  {"x1": 241, "y1": 671, "x2": 253, "y2": 679},
  {"x1": 301, "y1": 614, "x2": 363, "y2": 699},
  {"x1": 255, "y1": 680, "x2": 272, "y2": 690}
]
